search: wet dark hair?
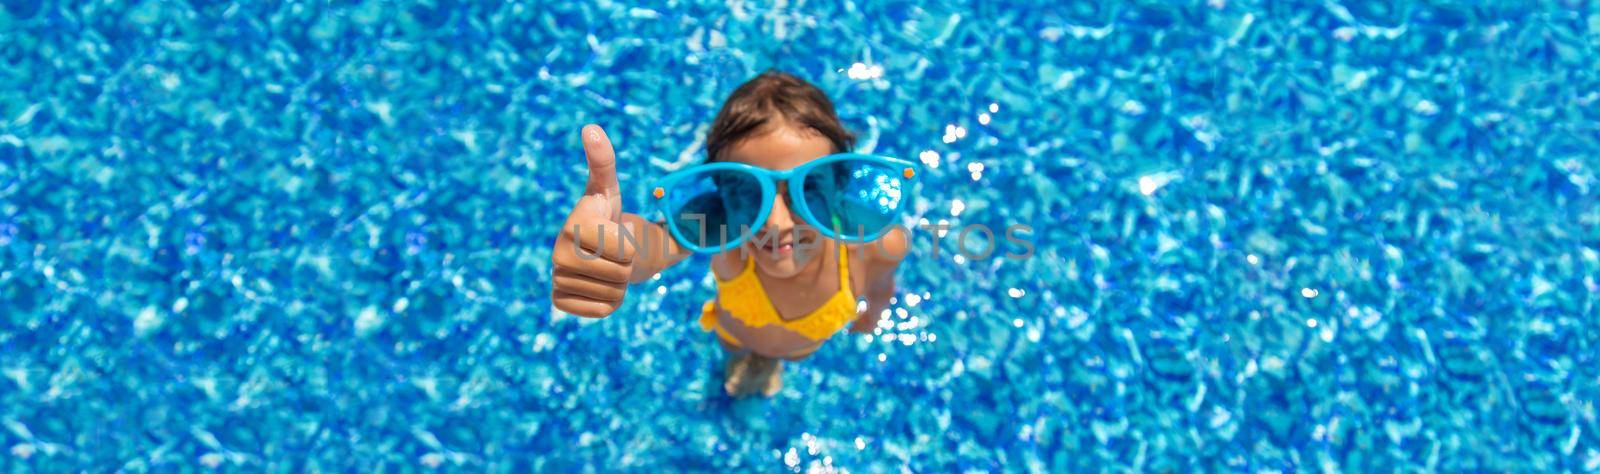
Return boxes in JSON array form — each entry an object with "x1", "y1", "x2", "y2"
[{"x1": 705, "y1": 70, "x2": 856, "y2": 162}]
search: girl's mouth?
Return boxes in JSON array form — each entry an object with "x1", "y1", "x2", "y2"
[
  {"x1": 755, "y1": 234, "x2": 812, "y2": 257},
  {"x1": 758, "y1": 239, "x2": 794, "y2": 256}
]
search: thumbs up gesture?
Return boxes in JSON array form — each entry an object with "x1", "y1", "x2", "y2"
[{"x1": 551, "y1": 125, "x2": 637, "y2": 318}]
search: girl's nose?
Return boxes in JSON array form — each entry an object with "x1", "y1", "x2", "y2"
[{"x1": 765, "y1": 182, "x2": 797, "y2": 230}]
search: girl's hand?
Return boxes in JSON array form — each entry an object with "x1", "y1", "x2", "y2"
[
  {"x1": 551, "y1": 125, "x2": 637, "y2": 318},
  {"x1": 850, "y1": 309, "x2": 881, "y2": 333}
]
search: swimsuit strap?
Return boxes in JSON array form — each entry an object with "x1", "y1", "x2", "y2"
[{"x1": 836, "y1": 244, "x2": 851, "y2": 293}]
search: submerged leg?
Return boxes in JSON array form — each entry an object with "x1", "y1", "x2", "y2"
[
  {"x1": 748, "y1": 355, "x2": 783, "y2": 397},
  {"x1": 718, "y1": 339, "x2": 783, "y2": 398},
  {"x1": 726, "y1": 353, "x2": 782, "y2": 398},
  {"x1": 718, "y1": 337, "x2": 754, "y2": 397}
]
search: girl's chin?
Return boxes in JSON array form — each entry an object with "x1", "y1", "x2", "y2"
[{"x1": 749, "y1": 247, "x2": 813, "y2": 277}]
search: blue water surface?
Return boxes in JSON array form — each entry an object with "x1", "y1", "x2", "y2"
[{"x1": 3, "y1": 1, "x2": 1599, "y2": 471}]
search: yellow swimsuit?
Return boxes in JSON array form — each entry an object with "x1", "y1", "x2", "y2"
[{"x1": 699, "y1": 245, "x2": 858, "y2": 346}]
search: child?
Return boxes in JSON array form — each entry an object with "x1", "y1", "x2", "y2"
[{"x1": 551, "y1": 71, "x2": 910, "y2": 397}]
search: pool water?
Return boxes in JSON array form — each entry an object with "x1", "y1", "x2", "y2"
[{"x1": 4, "y1": 1, "x2": 1599, "y2": 471}]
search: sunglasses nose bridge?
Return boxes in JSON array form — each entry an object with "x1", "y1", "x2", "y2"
[
  {"x1": 764, "y1": 182, "x2": 797, "y2": 228},
  {"x1": 756, "y1": 169, "x2": 799, "y2": 213}
]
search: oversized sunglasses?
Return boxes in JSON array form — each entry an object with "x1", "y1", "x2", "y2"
[{"x1": 648, "y1": 153, "x2": 920, "y2": 253}]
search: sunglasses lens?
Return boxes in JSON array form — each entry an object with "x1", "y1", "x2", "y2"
[
  {"x1": 801, "y1": 159, "x2": 910, "y2": 240},
  {"x1": 664, "y1": 169, "x2": 763, "y2": 249}
]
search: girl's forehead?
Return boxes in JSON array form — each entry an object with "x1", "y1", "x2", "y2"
[{"x1": 723, "y1": 126, "x2": 834, "y2": 170}]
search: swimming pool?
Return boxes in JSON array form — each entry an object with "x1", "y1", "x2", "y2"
[{"x1": 3, "y1": 0, "x2": 1597, "y2": 470}]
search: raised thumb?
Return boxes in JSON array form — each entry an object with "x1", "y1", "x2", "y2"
[
  {"x1": 581, "y1": 124, "x2": 620, "y2": 202},
  {"x1": 574, "y1": 192, "x2": 614, "y2": 221}
]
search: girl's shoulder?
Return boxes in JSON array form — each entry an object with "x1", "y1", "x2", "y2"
[{"x1": 710, "y1": 250, "x2": 744, "y2": 281}]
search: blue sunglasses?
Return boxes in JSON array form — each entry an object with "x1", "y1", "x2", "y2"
[{"x1": 648, "y1": 153, "x2": 921, "y2": 253}]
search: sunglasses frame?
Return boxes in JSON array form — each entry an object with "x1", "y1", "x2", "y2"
[{"x1": 648, "y1": 153, "x2": 921, "y2": 254}]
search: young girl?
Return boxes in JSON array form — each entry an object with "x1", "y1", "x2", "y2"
[{"x1": 550, "y1": 71, "x2": 912, "y2": 397}]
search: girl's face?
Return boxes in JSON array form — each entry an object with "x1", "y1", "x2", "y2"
[{"x1": 720, "y1": 124, "x2": 834, "y2": 279}]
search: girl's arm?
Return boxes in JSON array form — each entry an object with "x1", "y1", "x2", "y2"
[
  {"x1": 851, "y1": 227, "x2": 909, "y2": 333},
  {"x1": 621, "y1": 213, "x2": 690, "y2": 283},
  {"x1": 853, "y1": 273, "x2": 897, "y2": 332}
]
